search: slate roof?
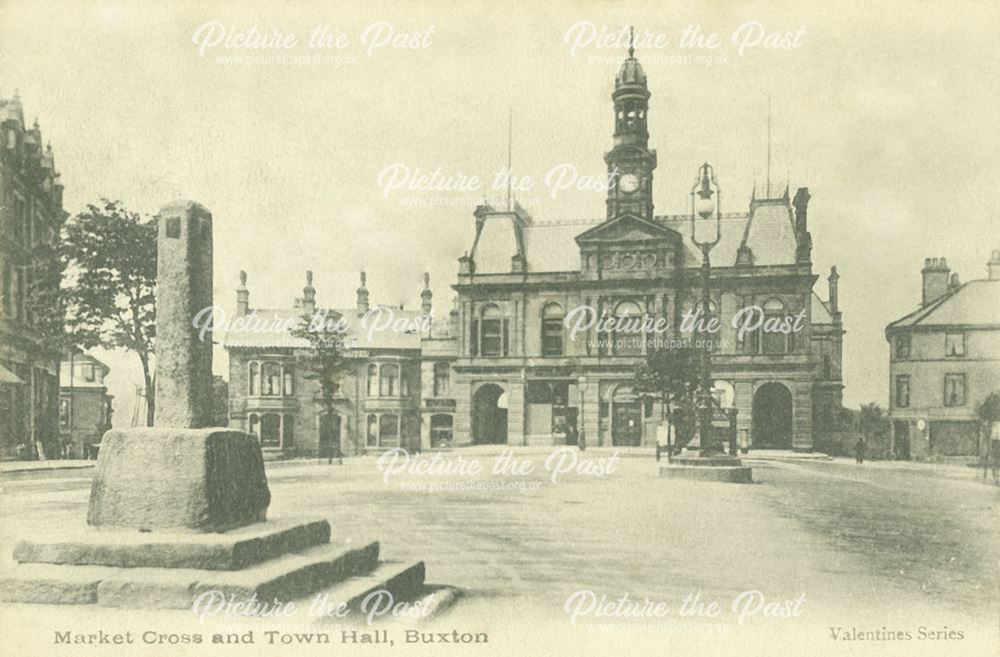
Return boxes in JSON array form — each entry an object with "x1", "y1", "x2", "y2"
[
  {"x1": 887, "y1": 280, "x2": 1000, "y2": 329},
  {"x1": 510, "y1": 197, "x2": 800, "y2": 273},
  {"x1": 222, "y1": 306, "x2": 425, "y2": 351}
]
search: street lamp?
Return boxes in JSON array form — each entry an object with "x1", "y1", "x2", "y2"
[{"x1": 690, "y1": 162, "x2": 722, "y2": 455}]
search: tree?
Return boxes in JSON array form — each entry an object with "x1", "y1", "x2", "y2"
[
  {"x1": 61, "y1": 200, "x2": 157, "y2": 425},
  {"x1": 858, "y1": 402, "x2": 890, "y2": 453},
  {"x1": 976, "y1": 392, "x2": 1000, "y2": 424},
  {"x1": 290, "y1": 307, "x2": 350, "y2": 460},
  {"x1": 632, "y1": 345, "x2": 703, "y2": 453}
]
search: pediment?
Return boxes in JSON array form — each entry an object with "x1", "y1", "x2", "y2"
[{"x1": 575, "y1": 213, "x2": 681, "y2": 246}]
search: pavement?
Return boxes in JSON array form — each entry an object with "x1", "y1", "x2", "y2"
[{"x1": 1, "y1": 446, "x2": 997, "y2": 657}]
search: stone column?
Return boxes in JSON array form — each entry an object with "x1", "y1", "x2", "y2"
[{"x1": 154, "y1": 200, "x2": 214, "y2": 428}]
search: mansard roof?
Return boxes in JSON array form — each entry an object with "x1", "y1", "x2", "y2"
[
  {"x1": 887, "y1": 279, "x2": 1000, "y2": 330},
  {"x1": 505, "y1": 195, "x2": 802, "y2": 273}
]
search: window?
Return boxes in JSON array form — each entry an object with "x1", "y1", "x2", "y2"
[
  {"x1": 248, "y1": 413, "x2": 259, "y2": 437},
  {"x1": 433, "y1": 362, "x2": 450, "y2": 396},
  {"x1": 944, "y1": 374, "x2": 966, "y2": 407},
  {"x1": 541, "y1": 303, "x2": 565, "y2": 357},
  {"x1": 895, "y1": 334, "x2": 911, "y2": 359},
  {"x1": 480, "y1": 305, "x2": 504, "y2": 357},
  {"x1": 248, "y1": 362, "x2": 260, "y2": 395},
  {"x1": 431, "y1": 414, "x2": 454, "y2": 447},
  {"x1": 945, "y1": 333, "x2": 965, "y2": 357},
  {"x1": 367, "y1": 364, "x2": 378, "y2": 397},
  {"x1": 283, "y1": 367, "x2": 294, "y2": 396},
  {"x1": 260, "y1": 413, "x2": 281, "y2": 447},
  {"x1": 59, "y1": 398, "x2": 71, "y2": 429},
  {"x1": 378, "y1": 414, "x2": 400, "y2": 447},
  {"x1": 613, "y1": 301, "x2": 643, "y2": 356},
  {"x1": 895, "y1": 375, "x2": 910, "y2": 408},
  {"x1": 282, "y1": 414, "x2": 294, "y2": 447},
  {"x1": 81, "y1": 363, "x2": 95, "y2": 382},
  {"x1": 380, "y1": 364, "x2": 399, "y2": 396},
  {"x1": 261, "y1": 362, "x2": 281, "y2": 396},
  {"x1": 761, "y1": 298, "x2": 788, "y2": 355},
  {"x1": 367, "y1": 414, "x2": 378, "y2": 447}
]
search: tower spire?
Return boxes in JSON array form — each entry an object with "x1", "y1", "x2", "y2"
[{"x1": 628, "y1": 26, "x2": 635, "y2": 58}]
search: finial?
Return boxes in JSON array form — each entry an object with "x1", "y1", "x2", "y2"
[
  {"x1": 238, "y1": 270, "x2": 247, "y2": 286},
  {"x1": 423, "y1": 272, "x2": 430, "y2": 288},
  {"x1": 360, "y1": 271, "x2": 367, "y2": 287},
  {"x1": 628, "y1": 26, "x2": 635, "y2": 59},
  {"x1": 305, "y1": 270, "x2": 313, "y2": 287}
]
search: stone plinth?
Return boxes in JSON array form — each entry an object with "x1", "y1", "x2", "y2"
[
  {"x1": 14, "y1": 519, "x2": 329, "y2": 571},
  {"x1": 87, "y1": 428, "x2": 270, "y2": 532},
  {"x1": 660, "y1": 453, "x2": 753, "y2": 483}
]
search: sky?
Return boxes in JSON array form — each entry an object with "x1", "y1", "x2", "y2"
[{"x1": 2, "y1": 0, "x2": 998, "y2": 424}]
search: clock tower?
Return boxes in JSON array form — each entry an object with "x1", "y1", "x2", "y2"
[{"x1": 604, "y1": 37, "x2": 657, "y2": 221}]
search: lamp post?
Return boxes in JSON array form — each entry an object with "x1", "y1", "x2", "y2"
[{"x1": 690, "y1": 162, "x2": 722, "y2": 456}]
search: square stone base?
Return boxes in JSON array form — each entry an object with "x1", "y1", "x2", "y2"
[{"x1": 88, "y1": 428, "x2": 270, "y2": 532}]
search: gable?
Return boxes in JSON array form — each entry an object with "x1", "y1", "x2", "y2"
[{"x1": 575, "y1": 213, "x2": 681, "y2": 245}]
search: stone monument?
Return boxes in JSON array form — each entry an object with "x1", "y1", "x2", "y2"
[{"x1": 0, "y1": 200, "x2": 436, "y2": 614}]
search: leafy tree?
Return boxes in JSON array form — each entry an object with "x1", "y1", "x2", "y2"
[
  {"x1": 858, "y1": 402, "x2": 889, "y2": 443},
  {"x1": 976, "y1": 392, "x2": 1000, "y2": 424},
  {"x1": 61, "y1": 200, "x2": 157, "y2": 425},
  {"x1": 633, "y1": 345, "x2": 703, "y2": 452},
  {"x1": 290, "y1": 304, "x2": 350, "y2": 460}
]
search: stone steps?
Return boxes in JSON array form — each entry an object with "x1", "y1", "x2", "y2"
[
  {"x1": 12, "y1": 518, "x2": 332, "y2": 571},
  {"x1": 311, "y1": 561, "x2": 427, "y2": 623},
  {"x1": 0, "y1": 540, "x2": 381, "y2": 608}
]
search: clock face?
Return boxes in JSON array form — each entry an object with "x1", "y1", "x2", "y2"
[{"x1": 620, "y1": 173, "x2": 640, "y2": 194}]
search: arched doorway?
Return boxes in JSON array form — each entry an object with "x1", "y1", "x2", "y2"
[
  {"x1": 752, "y1": 383, "x2": 793, "y2": 449},
  {"x1": 319, "y1": 413, "x2": 341, "y2": 457},
  {"x1": 611, "y1": 384, "x2": 642, "y2": 446},
  {"x1": 473, "y1": 384, "x2": 508, "y2": 444}
]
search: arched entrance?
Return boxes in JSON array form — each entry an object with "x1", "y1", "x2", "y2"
[
  {"x1": 752, "y1": 383, "x2": 793, "y2": 449},
  {"x1": 319, "y1": 413, "x2": 341, "y2": 457},
  {"x1": 611, "y1": 384, "x2": 642, "y2": 446},
  {"x1": 473, "y1": 384, "x2": 508, "y2": 444}
]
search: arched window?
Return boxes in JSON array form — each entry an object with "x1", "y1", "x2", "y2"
[
  {"x1": 248, "y1": 413, "x2": 259, "y2": 437},
  {"x1": 283, "y1": 367, "x2": 294, "y2": 396},
  {"x1": 433, "y1": 362, "x2": 450, "y2": 396},
  {"x1": 367, "y1": 364, "x2": 378, "y2": 397},
  {"x1": 430, "y1": 414, "x2": 454, "y2": 447},
  {"x1": 380, "y1": 364, "x2": 399, "y2": 397},
  {"x1": 366, "y1": 414, "x2": 378, "y2": 447},
  {"x1": 541, "y1": 303, "x2": 564, "y2": 357},
  {"x1": 261, "y1": 362, "x2": 281, "y2": 396},
  {"x1": 379, "y1": 414, "x2": 400, "y2": 447},
  {"x1": 248, "y1": 362, "x2": 259, "y2": 396},
  {"x1": 613, "y1": 301, "x2": 643, "y2": 356},
  {"x1": 260, "y1": 413, "x2": 281, "y2": 447},
  {"x1": 761, "y1": 298, "x2": 787, "y2": 355},
  {"x1": 478, "y1": 304, "x2": 505, "y2": 357},
  {"x1": 282, "y1": 414, "x2": 295, "y2": 447}
]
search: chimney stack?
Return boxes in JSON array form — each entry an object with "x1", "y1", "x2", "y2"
[
  {"x1": 236, "y1": 270, "x2": 249, "y2": 316},
  {"x1": 421, "y1": 272, "x2": 433, "y2": 317},
  {"x1": 302, "y1": 271, "x2": 316, "y2": 316},
  {"x1": 357, "y1": 271, "x2": 370, "y2": 316},
  {"x1": 827, "y1": 266, "x2": 839, "y2": 314},
  {"x1": 921, "y1": 257, "x2": 951, "y2": 306},
  {"x1": 989, "y1": 249, "x2": 1000, "y2": 281}
]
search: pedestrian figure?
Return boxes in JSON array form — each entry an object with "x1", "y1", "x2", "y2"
[
  {"x1": 655, "y1": 420, "x2": 670, "y2": 462},
  {"x1": 578, "y1": 428, "x2": 586, "y2": 451},
  {"x1": 854, "y1": 437, "x2": 866, "y2": 465}
]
